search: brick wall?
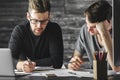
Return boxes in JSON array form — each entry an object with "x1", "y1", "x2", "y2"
[{"x1": 0, "y1": 0, "x2": 112, "y2": 61}]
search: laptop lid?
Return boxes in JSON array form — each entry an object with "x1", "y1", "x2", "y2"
[
  {"x1": 0, "y1": 77, "x2": 15, "y2": 80},
  {"x1": 0, "y1": 48, "x2": 31, "y2": 77},
  {"x1": 0, "y1": 48, "x2": 15, "y2": 76}
]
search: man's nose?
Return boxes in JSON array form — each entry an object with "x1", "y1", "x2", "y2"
[
  {"x1": 37, "y1": 22, "x2": 41, "y2": 28},
  {"x1": 87, "y1": 27, "x2": 91, "y2": 32},
  {"x1": 88, "y1": 27, "x2": 93, "y2": 32}
]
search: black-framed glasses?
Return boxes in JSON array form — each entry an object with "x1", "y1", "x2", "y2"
[
  {"x1": 30, "y1": 18, "x2": 49, "y2": 25},
  {"x1": 29, "y1": 12, "x2": 49, "y2": 25}
]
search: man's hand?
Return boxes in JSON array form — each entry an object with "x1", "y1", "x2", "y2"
[
  {"x1": 68, "y1": 56, "x2": 83, "y2": 70},
  {"x1": 112, "y1": 66, "x2": 120, "y2": 72},
  {"x1": 22, "y1": 61, "x2": 36, "y2": 73},
  {"x1": 96, "y1": 20, "x2": 111, "y2": 35},
  {"x1": 16, "y1": 60, "x2": 36, "y2": 73},
  {"x1": 96, "y1": 22, "x2": 106, "y2": 35}
]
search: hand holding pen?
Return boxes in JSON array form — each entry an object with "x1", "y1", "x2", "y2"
[
  {"x1": 22, "y1": 57, "x2": 36, "y2": 73},
  {"x1": 68, "y1": 56, "x2": 83, "y2": 70}
]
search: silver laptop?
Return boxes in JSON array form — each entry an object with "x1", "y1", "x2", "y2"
[{"x1": 0, "y1": 48, "x2": 30, "y2": 77}]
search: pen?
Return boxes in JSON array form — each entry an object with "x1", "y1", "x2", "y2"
[
  {"x1": 26, "y1": 57, "x2": 32, "y2": 64},
  {"x1": 69, "y1": 59, "x2": 81, "y2": 64},
  {"x1": 69, "y1": 61, "x2": 77, "y2": 63},
  {"x1": 68, "y1": 72, "x2": 77, "y2": 75}
]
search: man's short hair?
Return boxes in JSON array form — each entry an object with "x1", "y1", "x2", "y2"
[
  {"x1": 28, "y1": 0, "x2": 50, "y2": 13},
  {"x1": 84, "y1": 0, "x2": 112, "y2": 23}
]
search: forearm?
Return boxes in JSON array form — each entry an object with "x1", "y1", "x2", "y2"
[
  {"x1": 34, "y1": 57, "x2": 63, "y2": 68},
  {"x1": 100, "y1": 31, "x2": 114, "y2": 68},
  {"x1": 99, "y1": 29, "x2": 114, "y2": 70},
  {"x1": 96, "y1": 22, "x2": 114, "y2": 69},
  {"x1": 73, "y1": 50, "x2": 81, "y2": 57}
]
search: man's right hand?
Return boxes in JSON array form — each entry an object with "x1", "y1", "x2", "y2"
[
  {"x1": 68, "y1": 56, "x2": 83, "y2": 70},
  {"x1": 22, "y1": 61, "x2": 36, "y2": 73},
  {"x1": 16, "y1": 60, "x2": 36, "y2": 73}
]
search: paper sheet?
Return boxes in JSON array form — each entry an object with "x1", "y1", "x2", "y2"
[
  {"x1": 34, "y1": 66, "x2": 54, "y2": 71},
  {"x1": 15, "y1": 68, "x2": 120, "y2": 77},
  {"x1": 30, "y1": 69, "x2": 94, "y2": 77}
]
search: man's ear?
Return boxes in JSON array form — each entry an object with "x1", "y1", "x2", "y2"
[{"x1": 26, "y1": 12, "x2": 30, "y2": 20}]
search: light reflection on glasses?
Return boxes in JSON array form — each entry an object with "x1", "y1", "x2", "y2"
[
  {"x1": 29, "y1": 12, "x2": 49, "y2": 25},
  {"x1": 30, "y1": 18, "x2": 49, "y2": 25}
]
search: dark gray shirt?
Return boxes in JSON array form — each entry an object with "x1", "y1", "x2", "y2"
[{"x1": 75, "y1": 24, "x2": 105, "y2": 66}]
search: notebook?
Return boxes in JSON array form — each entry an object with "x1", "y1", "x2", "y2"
[{"x1": 0, "y1": 48, "x2": 30, "y2": 77}]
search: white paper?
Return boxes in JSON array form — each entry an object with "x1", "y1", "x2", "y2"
[
  {"x1": 30, "y1": 68, "x2": 93, "y2": 77},
  {"x1": 15, "y1": 68, "x2": 120, "y2": 77},
  {"x1": 34, "y1": 66, "x2": 54, "y2": 71}
]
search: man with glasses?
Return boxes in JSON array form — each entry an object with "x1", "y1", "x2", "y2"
[{"x1": 9, "y1": 0, "x2": 63, "y2": 72}]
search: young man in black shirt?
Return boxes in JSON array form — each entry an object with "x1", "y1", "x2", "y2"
[{"x1": 9, "y1": 0, "x2": 63, "y2": 72}]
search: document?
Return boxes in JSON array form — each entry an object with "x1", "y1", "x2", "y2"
[
  {"x1": 30, "y1": 68, "x2": 94, "y2": 77},
  {"x1": 14, "y1": 69, "x2": 32, "y2": 75},
  {"x1": 34, "y1": 66, "x2": 54, "y2": 71},
  {"x1": 15, "y1": 68, "x2": 120, "y2": 77}
]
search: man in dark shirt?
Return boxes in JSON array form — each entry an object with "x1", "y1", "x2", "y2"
[{"x1": 9, "y1": 0, "x2": 63, "y2": 73}]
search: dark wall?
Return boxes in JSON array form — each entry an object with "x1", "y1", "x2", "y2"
[
  {"x1": 0, "y1": 0, "x2": 112, "y2": 60},
  {"x1": 0, "y1": 0, "x2": 28, "y2": 48}
]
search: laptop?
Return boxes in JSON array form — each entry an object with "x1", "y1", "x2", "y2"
[
  {"x1": 0, "y1": 77, "x2": 15, "y2": 80},
  {"x1": 0, "y1": 48, "x2": 30, "y2": 77}
]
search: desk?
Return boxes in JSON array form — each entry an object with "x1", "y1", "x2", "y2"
[
  {"x1": 0, "y1": 76, "x2": 120, "y2": 80},
  {"x1": 0, "y1": 68, "x2": 120, "y2": 80}
]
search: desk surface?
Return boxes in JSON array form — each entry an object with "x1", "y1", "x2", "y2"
[
  {"x1": 0, "y1": 68, "x2": 120, "y2": 80},
  {"x1": 0, "y1": 76, "x2": 120, "y2": 80}
]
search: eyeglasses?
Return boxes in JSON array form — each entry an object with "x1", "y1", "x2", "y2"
[
  {"x1": 30, "y1": 18, "x2": 49, "y2": 25},
  {"x1": 29, "y1": 12, "x2": 49, "y2": 25}
]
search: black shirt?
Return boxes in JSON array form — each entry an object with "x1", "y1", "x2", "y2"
[{"x1": 9, "y1": 20, "x2": 63, "y2": 68}]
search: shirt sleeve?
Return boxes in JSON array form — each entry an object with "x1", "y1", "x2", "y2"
[
  {"x1": 8, "y1": 25, "x2": 25, "y2": 67},
  {"x1": 75, "y1": 25, "x2": 86, "y2": 56}
]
